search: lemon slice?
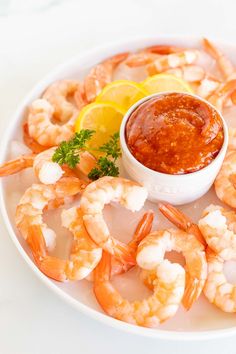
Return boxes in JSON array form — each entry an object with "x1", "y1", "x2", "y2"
[
  {"x1": 96, "y1": 80, "x2": 148, "y2": 111},
  {"x1": 142, "y1": 74, "x2": 193, "y2": 94},
  {"x1": 75, "y1": 102, "x2": 125, "y2": 156}
]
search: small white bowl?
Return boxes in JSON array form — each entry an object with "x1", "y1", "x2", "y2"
[{"x1": 120, "y1": 92, "x2": 228, "y2": 205}]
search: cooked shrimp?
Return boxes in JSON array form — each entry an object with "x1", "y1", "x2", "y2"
[
  {"x1": 162, "y1": 65, "x2": 221, "y2": 98},
  {"x1": 124, "y1": 52, "x2": 160, "y2": 68},
  {"x1": 139, "y1": 268, "x2": 157, "y2": 292},
  {"x1": 124, "y1": 45, "x2": 184, "y2": 68},
  {"x1": 137, "y1": 229, "x2": 207, "y2": 310},
  {"x1": 80, "y1": 176, "x2": 148, "y2": 265},
  {"x1": 126, "y1": 50, "x2": 199, "y2": 75},
  {"x1": 198, "y1": 204, "x2": 236, "y2": 260},
  {"x1": 214, "y1": 151, "x2": 236, "y2": 208},
  {"x1": 196, "y1": 76, "x2": 221, "y2": 99},
  {"x1": 84, "y1": 52, "x2": 129, "y2": 102},
  {"x1": 27, "y1": 99, "x2": 76, "y2": 147},
  {"x1": 202, "y1": 39, "x2": 236, "y2": 108},
  {"x1": 230, "y1": 89, "x2": 236, "y2": 105},
  {"x1": 33, "y1": 147, "x2": 65, "y2": 184},
  {"x1": 42, "y1": 80, "x2": 86, "y2": 122},
  {"x1": 144, "y1": 45, "x2": 184, "y2": 55},
  {"x1": 33, "y1": 148, "x2": 96, "y2": 182},
  {"x1": 111, "y1": 210, "x2": 154, "y2": 277},
  {"x1": 0, "y1": 154, "x2": 35, "y2": 177},
  {"x1": 94, "y1": 251, "x2": 185, "y2": 327},
  {"x1": 76, "y1": 151, "x2": 97, "y2": 176},
  {"x1": 0, "y1": 150, "x2": 64, "y2": 182},
  {"x1": 0, "y1": 147, "x2": 64, "y2": 184},
  {"x1": 15, "y1": 178, "x2": 90, "y2": 280},
  {"x1": 27, "y1": 207, "x2": 102, "y2": 281},
  {"x1": 0, "y1": 147, "x2": 96, "y2": 183},
  {"x1": 87, "y1": 210, "x2": 154, "y2": 281},
  {"x1": 23, "y1": 122, "x2": 46, "y2": 154},
  {"x1": 202, "y1": 38, "x2": 235, "y2": 80},
  {"x1": 149, "y1": 50, "x2": 199, "y2": 75},
  {"x1": 228, "y1": 128, "x2": 236, "y2": 151},
  {"x1": 208, "y1": 79, "x2": 236, "y2": 111},
  {"x1": 204, "y1": 247, "x2": 236, "y2": 312},
  {"x1": 164, "y1": 65, "x2": 205, "y2": 82},
  {"x1": 159, "y1": 203, "x2": 207, "y2": 246},
  {"x1": 15, "y1": 177, "x2": 87, "y2": 245}
]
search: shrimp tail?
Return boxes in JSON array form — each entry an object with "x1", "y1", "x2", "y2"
[
  {"x1": 159, "y1": 203, "x2": 207, "y2": 247},
  {"x1": 112, "y1": 239, "x2": 136, "y2": 265},
  {"x1": 37, "y1": 257, "x2": 68, "y2": 282},
  {"x1": 202, "y1": 38, "x2": 222, "y2": 60},
  {"x1": 159, "y1": 202, "x2": 191, "y2": 229},
  {"x1": 94, "y1": 252, "x2": 123, "y2": 317},
  {"x1": 111, "y1": 210, "x2": 154, "y2": 277},
  {"x1": 111, "y1": 211, "x2": 154, "y2": 265},
  {"x1": 208, "y1": 79, "x2": 236, "y2": 111},
  {"x1": 55, "y1": 176, "x2": 88, "y2": 196},
  {"x1": 182, "y1": 250, "x2": 207, "y2": 310},
  {"x1": 27, "y1": 224, "x2": 47, "y2": 259},
  {"x1": 76, "y1": 151, "x2": 97, "y2": 176},
  {"x1": 125, "y1": 53, "x2": 157, "y2": 67},
  {"x1": 84, "y1": 52, "x2": 129, "y2": 102},
  {"x1": 0, "y1": 154, "x2": 35, "y2": 177},
  {"x1": 129, "y1": 210, "x2": 154, "y2": 248},
  {"x1": 202, "y1": 38, "x2": 235, "y2": 80},
  {"x1": 231, "y1": 90, "x2": 236, "y2": 104},
  {"x1": 94, "y1": 251, "x2": 111, "y2": 282},
  {"x1": 27, "y1": 224, "x2": 69, "y2": 281},
  {"x1": 182, "y1": 273, "x2": 203, "y2": 310},
  {"x1": 145, "y1": 45, "x2": 184, "y2": 55}
]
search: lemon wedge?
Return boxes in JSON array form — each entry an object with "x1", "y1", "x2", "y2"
[
  {"x1": 96, "y1": 80, "x2": 148, "y2": 111},
  {"x1": 75, "y1": 102, "x2": 125, "y2": 156},
  {"x1": 142, "y1": 74, "x2": 193, "y2": 94}
]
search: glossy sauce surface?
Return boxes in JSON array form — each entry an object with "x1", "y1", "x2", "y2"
[{"x1": 126, "y1": 93, "x2": 224, "y2": 174}]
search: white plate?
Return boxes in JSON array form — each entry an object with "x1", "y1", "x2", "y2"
[{"x1": 1, "y1": 36, "x2": 236, "y2": 341}]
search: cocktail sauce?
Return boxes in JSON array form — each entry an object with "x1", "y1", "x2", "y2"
[{"x1": 125, "y1": 93, "x2": 224, "y2": 174}]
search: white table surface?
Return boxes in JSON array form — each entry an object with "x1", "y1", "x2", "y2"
[{"x1": 1, "y1": 0, "x2": 236, "y2": 353}]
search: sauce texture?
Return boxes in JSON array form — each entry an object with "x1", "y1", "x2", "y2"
[{"x1": 125, "y1": 93, "x2": 224, "y2": 174}]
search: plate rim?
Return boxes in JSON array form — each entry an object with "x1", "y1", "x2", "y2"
[{"x1": 1, "y1": 34, "x2": 236, "y2": 341}]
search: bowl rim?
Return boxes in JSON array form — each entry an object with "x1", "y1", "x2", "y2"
[
  {"x1": 0, "y1": 35, "x2": 236, "y2": 341},
  {"x1": 120, "y1": 91, "x2": 228, "y2": 180}
]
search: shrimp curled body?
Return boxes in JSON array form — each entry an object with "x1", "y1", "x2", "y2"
[
  {"x1": 214, "y1": 151, "x2": 236, "y2": 208},
  {"x1": 42, "y1": 80, "x2": 86, "y2": 122},
  {"x1": 199, "y1": 204, "x2": 236, "y2": 260},
  {"x1": 94, "y1": 252, "x2": 185, "y2": 327},
  {"x1": 137, "y1": 229, "x2": 207, "y2": 310},
  {"x1": 80, "y1": 176, "x2": 148, "y2": 265},
  {"x1": 15, "y1": 177, "x2": 99, "y2": 281},
  {"x1": 0, "y1": 147, "x2": 96, "y2": 184},
  {"x1": 204, "y1": 247, "x2": 236, "y2": 312},
  {"x1": 28, "y1": 99, "x2": 76, "y2": 147}
]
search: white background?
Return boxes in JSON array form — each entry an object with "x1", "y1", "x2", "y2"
[{"x1": 1, "y1": 0, "x2": 236, "y2": 353}]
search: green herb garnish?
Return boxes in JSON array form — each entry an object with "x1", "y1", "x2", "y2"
[
  {"x1": 52, "y1": 130, "x2": 121, "y2": 179},
  {"x1": 52, "y1": 129, "x2": 95, "y2": 168},
  {"x1": 88, "y1": 157, "x2": 119, "y2": 180},
  {"x1": 98, "y1": 132, "x2": 121, "y2": 159},
  {"x1": 88, "y1": 132, "x2": 121, "y2": 180}
]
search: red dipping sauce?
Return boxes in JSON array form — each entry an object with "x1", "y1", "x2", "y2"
[{"x1": 125, "y1": 93, "x2": 224, "y2": 175}]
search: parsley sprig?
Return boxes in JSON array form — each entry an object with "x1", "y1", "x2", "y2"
[
  {"x1": 52, "y1": 129, "x2": 95, "y2": 168},
  {"x1": 52, "y1": 129, "x2": 121, "y2": 180},
  {"x1": 98, "y1": 132, "x2": 121, "y2": 159},
  {"x1": 88, "y1": 132, "x2": 121, "y2": 180}
]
